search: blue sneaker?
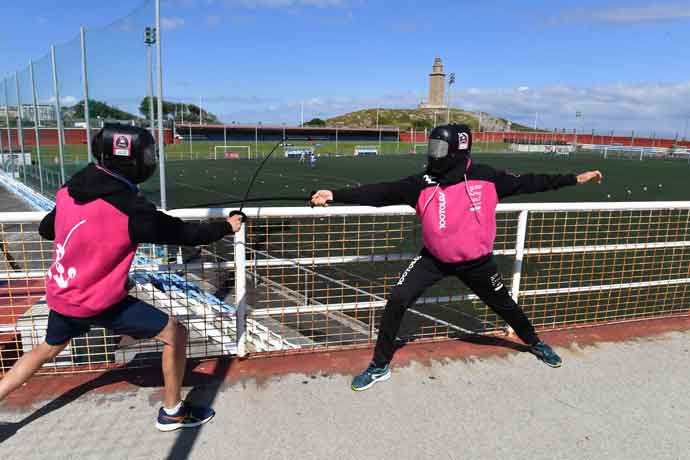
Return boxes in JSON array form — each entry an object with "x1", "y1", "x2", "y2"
[
  {"x1": 530, "y1": 341, "x2": 562, "y2": 368},
  {"x1": 155, "y1": 402, "x2": 215, "y2": 432},
  {"x1": 351, "y1": 362, "x2": 391, "y2": 391}
]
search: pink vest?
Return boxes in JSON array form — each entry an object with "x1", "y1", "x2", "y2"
[
  {"x1": 46, "y1": 188, "x2": 137, "y2": 318},
  {"x1": 416, "y1": 180, "x2": 498, "y2": 263}
]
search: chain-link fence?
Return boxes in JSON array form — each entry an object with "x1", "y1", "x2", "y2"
[{"x1": 0, "y1": 0, "x2": 168, "y2": 206}]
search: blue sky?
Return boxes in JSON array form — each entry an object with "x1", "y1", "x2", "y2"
[{"x1": 1, "y1": 0, "x2": 690, "y2": 135}]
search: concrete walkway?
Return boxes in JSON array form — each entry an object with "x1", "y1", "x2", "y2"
[
  {"x1": 0, "y1": 185, "x2": 33, "y2": 212},
  {"x1": 1, "y1": 319, "x2": 688, "y2": 460}
]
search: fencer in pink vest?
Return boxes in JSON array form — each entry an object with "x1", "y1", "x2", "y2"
[
  {"x1": 311, "y1": 124, "x2": 603, "y2": 391},
  {"x1": 0, "y1": 123, "x2": 245, "y2": 431}
]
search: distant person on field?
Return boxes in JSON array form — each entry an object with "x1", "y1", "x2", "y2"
[
  {"x1": 311, "y1": 124, "x2": 603, "y2": 391},
  {"x1": 0, "y1": 123, "x2": 245, "y2": 431}
]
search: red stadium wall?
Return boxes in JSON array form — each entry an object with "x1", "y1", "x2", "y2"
[
  {"x1": 2, "y1": 128, "x2": 688, "y2": 151},
  {"x1": 399, "y1": 130, "x2": 690, "y2": 149},
  {"x1": 0, "y1": 128, "x2": 173, "y2": 150}
]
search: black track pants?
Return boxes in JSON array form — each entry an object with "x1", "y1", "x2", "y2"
[{"x1": 372, "y1": 249, "x2": 539, "y2": 367}]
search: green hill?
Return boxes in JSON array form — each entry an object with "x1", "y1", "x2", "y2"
[{"x1": 325, "y1": 108, "x2": 534, "y2": 132}]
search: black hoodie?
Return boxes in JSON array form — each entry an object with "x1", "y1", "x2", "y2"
[
  {"x1": 39, "y1": 163, "x2": 232, "y2": 245},
  {"x1": 332, "y1": 161, "x2": 577, "y2": 263}
]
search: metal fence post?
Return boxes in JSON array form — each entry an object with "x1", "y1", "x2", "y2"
[
  {"x1": 4, "y1": 79, "x2": 14, "y2": 176},
  {"x1": 0, "y1": 116, "x2": 3, "y2": 156},
  {"x1": 234, "y1": 224, "x2": 248, "y2": 357},
  {"x1": 29, "y1": 59, "x2": 45, "y2": 193},
  {"x1": 509, "y1": 210, "x2": 530, "y2": 334},
  {"x1": 51, "y1": 45, "x2": 66, "y2": 184},
  {"x1": 14, "y1": 72, "x2": 27, "y2": 184},
  {"x1": 80, "y1": 27, "x2": 93, "y2": 163},
  {"x1": 155, "y1": 0, "x2": 167, "y2": 209}
]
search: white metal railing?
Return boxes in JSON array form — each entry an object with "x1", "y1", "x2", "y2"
[{"x1": 2, "y1": 201, "x2": 690, "y2": 373}]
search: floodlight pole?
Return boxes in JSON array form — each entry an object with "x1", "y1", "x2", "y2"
[
  {"x1": 80, "y1": 27, "x2": 93, "y2": 163},
  {"x1": 4, "y1": 79, "x2": 14, "y2": 175},
  {"x1": 51, "y1": 45, "x2": 66, "y2": 184},
  {"x1": 15, "y1": 71, "x2": 27, "y2": 183},
  {"x1": 446, "y1": 73, "x2": 455, "y2": 124},
  {"x1": 144, "y1": 26, "x2": 156, "y2": 135},
  {"x1": 155, "y1": 0, "x2": 167, "y2": 209},
  {"x1": 29, "y1": 59, "x2": 45, "y2": 193},
  {"x1": 0, "y1": 96, "x2": 4, "y2": 156}
]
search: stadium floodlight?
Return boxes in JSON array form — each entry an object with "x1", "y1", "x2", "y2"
[
  {"x1": 144, "y1": 26, "x2": 156, "y2": 134},
  {"x1": 144, "y1": 26, "x2": 157, "y2": 45}
]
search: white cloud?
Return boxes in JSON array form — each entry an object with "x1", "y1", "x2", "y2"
[
  {"x1": 161, "y1": 17, "x2": 186, "y2": 30},
  {"x1": 45, "y1": 95, "x2": 78, "y2": 106},
  {"x1": 208, "y1": 82, "x2": 690, "y2": 135},
  {"x1": 551, "y1": 3, "x2": 690, "y2": 25},
  {"x1": 456, "y1": 81, "x2": 690, "y2": 134}
]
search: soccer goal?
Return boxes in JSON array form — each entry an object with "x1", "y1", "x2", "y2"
[
  {"x1": 0, "y1": 152, "x2": 31, "y2": 176},
  {"x1": 284, "y1": 146, "x2": 315, "y2": 159},
  {"x1": 212, "y1": 145, "x2": 251, "y2": 160},
  {"x1": 354, "y1": 146, "x2": 379, "y2": 156},
  {"x1": 412, "y1": 143, "x2": 427, "y2": 155}
]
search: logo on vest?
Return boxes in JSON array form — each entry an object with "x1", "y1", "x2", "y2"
[
  {"x1": 438, "y1": 191, "x2": 447, "y2": 229},
  {"x1": 467, "y1": 184, "x2": 483, "y2": 212},
  {"x1": 47, "y1": 219, "x2": 87, "y2": 289}
]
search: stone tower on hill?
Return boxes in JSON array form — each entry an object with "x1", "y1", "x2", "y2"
[{"x1": 420, "y1": 57, "x2": 447, "y2": 109}]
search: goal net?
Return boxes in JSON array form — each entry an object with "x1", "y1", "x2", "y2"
[
  {"x1": 354, "y1": 145, "x2": 379, "y2": 156},
  {"x1": 212, "y1": 145, "x2": 252, "y2": 160},
  {"x1": 284, "y1": 146, "x2": 315, "y2": 159}
]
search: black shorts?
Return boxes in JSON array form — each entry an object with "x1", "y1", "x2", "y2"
[{"x1": 45, "y1": 296, "x2": 169, "y2": 346}]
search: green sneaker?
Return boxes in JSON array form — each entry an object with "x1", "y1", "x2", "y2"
[
  {"x1": 351, "y1": 362, "x2": 391, "y2": 391},
  {"x1": 530, "y1": 341, "x2": 562, "y2": 368}
]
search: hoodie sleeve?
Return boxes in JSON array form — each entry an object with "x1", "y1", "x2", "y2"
[
  {"x1": 38, "y1": 207, "x2": 56, "y2": 241},
  {"x1": 331, "y1": 175, "x2": 424, "y2": 207},
  {"x1": 492, "y1": 169, "x2": 578, "y2": 199},
  {"x1": 127, "y1": 196, "x2": 233, "y2": 245}
]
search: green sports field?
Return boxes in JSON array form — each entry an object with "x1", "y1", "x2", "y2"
[
  {"x1": 145, "y1": 152, "x2": 688, "y2": 209},
  {"x1": 21, "y1": 146, "x2": 690, "y2": 208}
]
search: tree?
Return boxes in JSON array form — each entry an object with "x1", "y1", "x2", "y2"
[
  {"x1": 71, "y1": 99, "x2": 137, "y2": 120},
  {"x1": 303, "y1": 118, "x2": 326, "y2": 127},
  {"x1": 140, "y1": 97, "x2": 221, "y2": 124}
]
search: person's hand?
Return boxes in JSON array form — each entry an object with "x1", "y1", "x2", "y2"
[
  {"x1": 310, "y1": 190, "x2": 333, "y2": 207},
  {"x1": 227, "y1": 211, "x2": 246, "y2": 232},
  {"x1": 576, "y1": 170, "x2": 603, "y2": 184}
]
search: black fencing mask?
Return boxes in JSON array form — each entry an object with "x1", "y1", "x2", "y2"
[
  {"x1": 426, "y1": 124, "x2": 472, "y2": 177},
  {"x1": 92, "y1": 123, "x2": 157, "y2": 184}
]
